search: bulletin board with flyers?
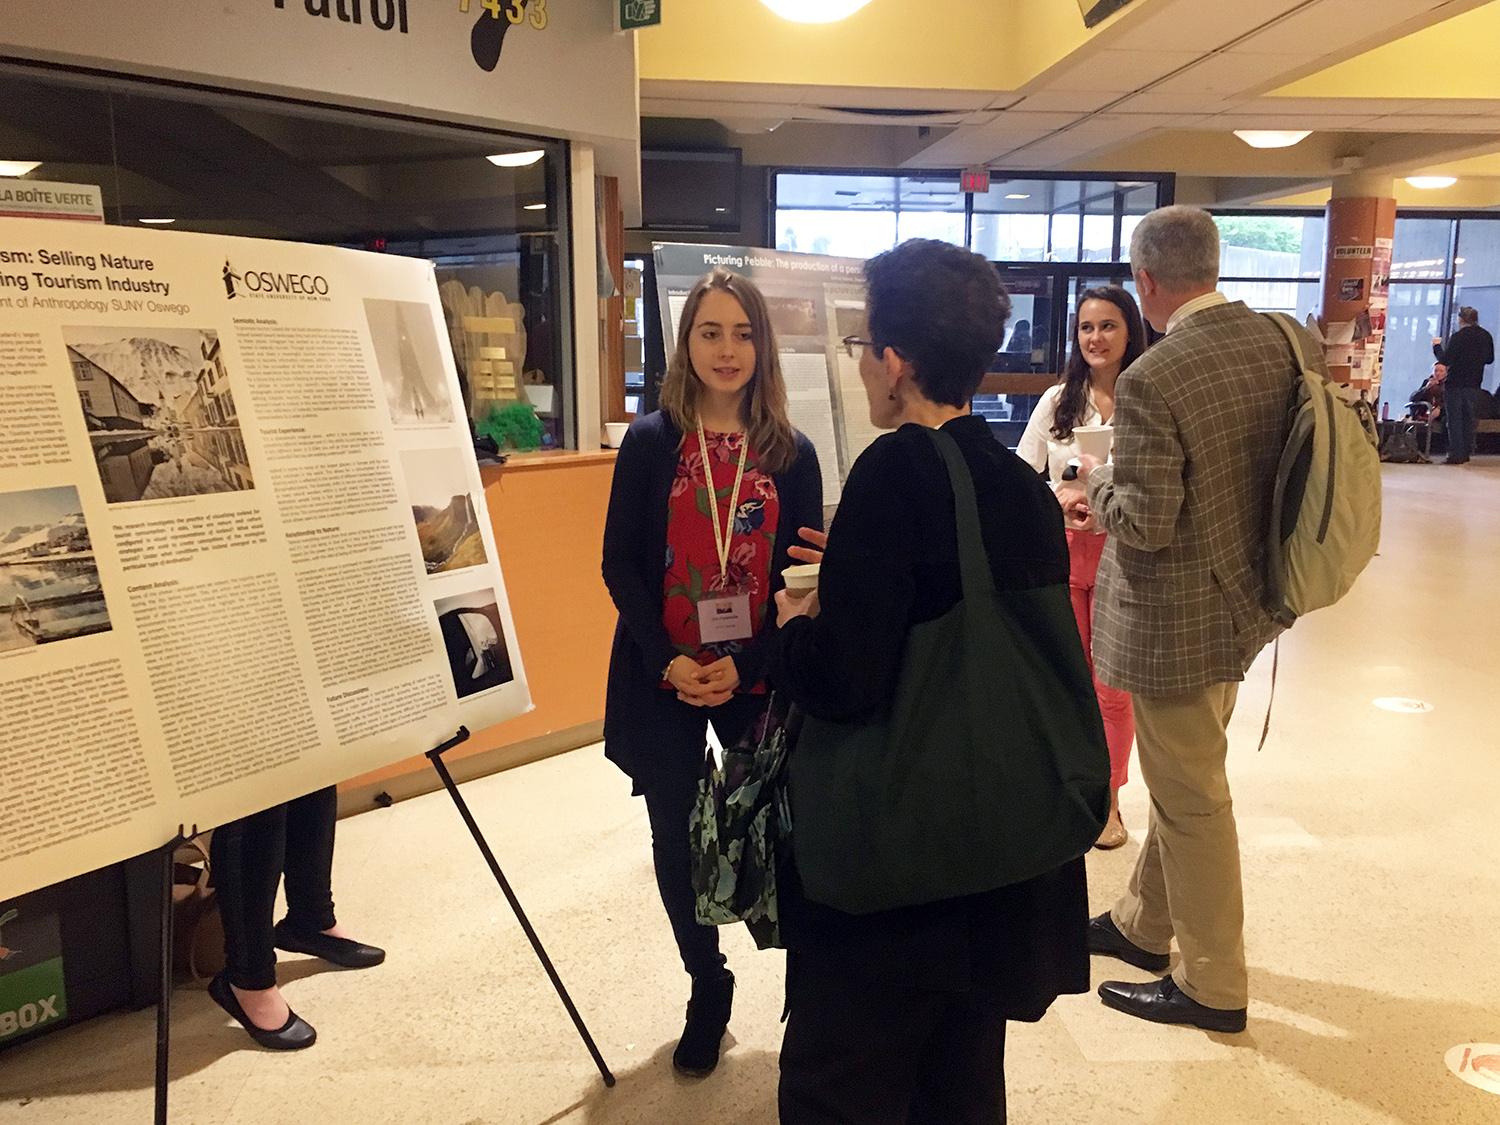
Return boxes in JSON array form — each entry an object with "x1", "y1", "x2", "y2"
[{"x1": 0, "y1": 218, "x2": 532, "y2": 902}]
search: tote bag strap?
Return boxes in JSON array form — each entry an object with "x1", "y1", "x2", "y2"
[{"x1": 922, "y1": 426, "x2": 998, "y2": 601}]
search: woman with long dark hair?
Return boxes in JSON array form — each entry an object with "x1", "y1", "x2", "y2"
[
  {"x1": 601, "y1": 269, "x2": 822, "y2": 1077},
  {"x1": 1017, "y1": 284, "x2": 1147, "y2": 849}
]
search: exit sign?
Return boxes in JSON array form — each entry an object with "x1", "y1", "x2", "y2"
[
  {"x1": 960, "y1": 167, "x2": 991, "y2": 194},
  {"x1": 619, "y1": 0, "x2": 661, "y2": 30}
]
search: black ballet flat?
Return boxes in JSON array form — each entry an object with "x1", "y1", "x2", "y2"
[
  {"x1": 274, "y1": 920, "x2": 386, "y2": 969},
  {"x1": 208, "y1": 972, "x2": 317, "y2": 1051}
]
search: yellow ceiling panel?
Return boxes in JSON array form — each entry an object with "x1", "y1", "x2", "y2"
[
  {"x1": 1272, "y1": 2, "x2": 1500, "y2": 100},
  {"x1": 637, "y1": 0, "x2": 1113, "y2": 93}
]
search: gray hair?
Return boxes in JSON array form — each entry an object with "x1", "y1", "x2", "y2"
[{"x1": 1129, "y1": 205, "x2": 1221, "y2": 290}]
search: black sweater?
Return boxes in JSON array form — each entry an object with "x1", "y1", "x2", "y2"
[
  {"x1": 770, "y1": 415, "x2": 1089, "y2": 1016},
  {"x1": 1435, "y1": 325, "x2": 1495, "y2": 390},
  {"x1": 601, "y1": 410, "x2": 822, "y2": 791}
]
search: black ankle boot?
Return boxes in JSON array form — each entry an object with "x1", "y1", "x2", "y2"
[{"x1": 672, "y1": 969, "x2": 734, "y2": 1076}]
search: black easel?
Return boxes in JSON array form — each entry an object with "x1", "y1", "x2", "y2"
[
  {"x1": 427, "y1": 727, "x2": 615, "y2": 1087},
  {"x1": 155, "y1": 823, "x2": 195, "y2": 1125}
]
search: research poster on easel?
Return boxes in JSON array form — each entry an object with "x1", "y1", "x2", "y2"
[
  {"x1": 0, "y1": 218, "x2": 531, "y2": 902},
  {"x1": 653, "y1": 242, "x2": 881, "y2": 505}
]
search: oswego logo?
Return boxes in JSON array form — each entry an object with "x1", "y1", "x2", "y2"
[
  {"x1": 269, "y1": 0, "x2": 550, "y2": 73},
  {"x1": 222, "y1": 259, "x2": 332, "y2": 302}
]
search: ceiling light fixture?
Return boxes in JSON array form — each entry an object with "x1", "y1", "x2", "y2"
[
  {"x1": 523, "y1": 203, "x2": 547, "y2": 211},
  {"x1": 758, "y1": 0, "x2": 873, "y2": 23},
  {"x1": 0, "y1": 160, "x2": 42, "y2": 177},
  {"x1": 1405, "y1": 175, "x2": 1457, "y2": 190},
  {"x1": 1233, "y1": 130, "x2": 1312, "y2": 149},
  {"x1": 487, "y1": 150, "x2": 546, "y2": 167},
  {"x1": 138, "y1": 218, "x2": 176, "y2": 225},
  {"x1": 1005, "y1": 193, "x2": 1031, "y2": 200}
]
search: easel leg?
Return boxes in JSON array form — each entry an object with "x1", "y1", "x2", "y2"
[
  {"x1": 427, "y1": 731, "x2": 615, "y2": 1088},
  {"x1": 156, "y1": 825, "x2": 193, "y2": 1125}
]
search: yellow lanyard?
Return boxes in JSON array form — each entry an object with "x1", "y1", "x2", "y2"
[{"x1": 697, "y1": 421, "x2": 749, "y2": 587}]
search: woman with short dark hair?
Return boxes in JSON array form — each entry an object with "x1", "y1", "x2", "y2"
[{"x1": 773, "y1": 240, "x2": 1094, "y2": 1123}]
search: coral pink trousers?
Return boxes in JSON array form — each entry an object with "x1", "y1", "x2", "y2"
[{"x1": 1066, "y1": 529, "x2": 1134, "y2": 790}]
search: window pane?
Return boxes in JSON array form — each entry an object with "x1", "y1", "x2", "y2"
[
  {"x1": 1454, "y1": 219, "x2": 1500, "y2": 377},
  {"x1": 1219, "y1": 279, "x2": 1321, "y2": 319},
  {"x1": 1383, "y1": 282, "x2": 1449, "y2": 410},
  {"x1": 1214, "y1": 215, "x2": 1325, "y2": 279},
  {"x1": 1391, "y1": 218, "x2": 1453, "y2": 280},
  {"x1": 971, "y1": 212, "x2": 1049, "y2": 261},
  {"x1": 775, "y1": 209, "x2": 897, "y2": 258},
  {"x1": 897, "y1": 209, "x2": 966, "y2": 246}
]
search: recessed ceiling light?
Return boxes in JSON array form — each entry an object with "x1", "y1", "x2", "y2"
[
  {"x1": 759, "y1": 0, "x2": 872, "y2": 21},
  {"x1": 714, "y1": 207, "x2": 728, "y2": 212},
  {"x1": 1233, "y1": 129, "x2": 1312, "y2": 149},
  {"x1": 487, "y1": 150, "x2": 545, "y2": 168},
  {"x1": 1406, "y1": 175, "x2": 1457, "y2": 190},
  {"x1": 138, "y1": 218, "x2": 176, "y2": 225},
  {"x1": 0, "y1": 160, "x2": 41, "y2": 177},
  {"x1": 523, "y1": 202, "x2": 547, "y2": 211},
  {"x1": 1005, "y1": 193, "x2": 1031, "y2": 200}
]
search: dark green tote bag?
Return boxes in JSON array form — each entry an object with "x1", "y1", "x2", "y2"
[{"x1": 789, "y1": 427, "x2": 1111, "y2": 915}]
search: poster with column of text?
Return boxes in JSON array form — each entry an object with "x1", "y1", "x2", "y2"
[
  {"x1": 0, "y1": 218, "x2": 531, "y2": 901},
  {"x1": 653, "y1": 242, "x2": 880, "y2": 507}
]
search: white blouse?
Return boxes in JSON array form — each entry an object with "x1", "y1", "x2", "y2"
[{"x1": 1015, "y1": 383, "x2": 1107, "y2": 482}]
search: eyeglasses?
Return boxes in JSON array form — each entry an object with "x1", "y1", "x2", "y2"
[{"x1": 840, "y1": 335, "x2": 874, "y2": 359}]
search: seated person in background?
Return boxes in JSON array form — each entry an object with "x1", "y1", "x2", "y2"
[{"x1": 1408, "y1": 364, "x2": 1446, "y2": 423}]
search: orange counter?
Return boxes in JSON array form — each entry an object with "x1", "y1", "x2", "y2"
[{"x1": 340, "y1": 450, "x2": 619, "y2": 805}]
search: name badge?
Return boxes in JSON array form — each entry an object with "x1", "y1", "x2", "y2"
[{"x1": 697, "y1": 593, "x2": 753, "y2": 643}]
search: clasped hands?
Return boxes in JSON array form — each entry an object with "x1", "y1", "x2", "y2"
[
  {"x1": 1058, "y1": 455, "x2": 1103, "y2": 532},
  {"x1": 667, "y1": 654, "x2": 740, "y2": 708}
]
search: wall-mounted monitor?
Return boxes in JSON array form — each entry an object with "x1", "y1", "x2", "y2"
[{"x1": 641, "y1": 148, "x2": 742, "y2": 232}]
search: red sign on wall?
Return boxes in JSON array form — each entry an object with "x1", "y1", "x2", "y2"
[{"x1": 960, "y1": 167, "x2": 991, "y2": 194}]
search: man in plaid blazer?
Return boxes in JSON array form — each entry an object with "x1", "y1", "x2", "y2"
[{"x1": 1071, "y1": 206, "x2": 1304, "y2": 1034}]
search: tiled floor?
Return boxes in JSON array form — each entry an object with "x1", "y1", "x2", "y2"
[{"x1": 2, "y1": 460, "x2": 1498, "y2": 1123}]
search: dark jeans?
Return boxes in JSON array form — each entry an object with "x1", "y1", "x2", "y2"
[
  {"x1": 211, "y1": 786, "x2": 338, "y2": 991},
  {"x1": 779, "y1": 955, "x2": 1008, "y2": 1125},
  {"x1": 641, "y1": 692, "x2": 763, "y2": 981},
  {"x1": 1445, "y1": 386, "x2": 1480, "y2": 462}
]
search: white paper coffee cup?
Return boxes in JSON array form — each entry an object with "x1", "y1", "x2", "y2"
[
  {"x1": 1072, "y1": 424, "x2": 1114, "y2": 463},
  {"x1": 782, "y1": 563, "x2": 820, "y2": 599}
]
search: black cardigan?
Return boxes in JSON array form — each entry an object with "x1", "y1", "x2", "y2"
[
  {"x1": 601, "y1": 410, "x2": 823, "y2": 791},
  {"x1": 771, "y1": 415, "x2": 1090, "y2": 1017}
]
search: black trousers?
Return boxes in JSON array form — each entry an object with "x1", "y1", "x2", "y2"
[
  {"x1": 779, "y1": 956, "x2": 1008, "y2": 1125},
  {"x1": 640, "y1": 692, "x2": 763, "y2": 981},
  {"x1": 211, "y1": 786, "x2": 338, "y2": 991}
]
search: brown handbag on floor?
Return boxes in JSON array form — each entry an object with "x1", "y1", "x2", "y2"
[{"x1": 171, "y1": 834, "x2": 225, "y2": 985}]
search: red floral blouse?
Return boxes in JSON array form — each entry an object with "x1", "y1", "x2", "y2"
[{"x1": 661, "y1": 430, "x2": 780, "y2": 691}]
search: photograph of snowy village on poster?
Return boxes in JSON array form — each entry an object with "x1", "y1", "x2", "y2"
[{"x1": 0, "y1": 218, "x2": 531, "y2": 900}]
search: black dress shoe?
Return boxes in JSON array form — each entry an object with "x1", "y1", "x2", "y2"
[
  {"x1": 208, "y1": 972, "x2": 317, "y2": 1050},
  {"x1": 1098, "y1": 976, "x2": 1247, "y2": 1033},
  {"x1": 673, "y1": 970, "x2": 734, "y2": 1077},
  {"x1": 274, "y1": 921, "x2": 385, "y2": 969},
  {"x1": 1087, "y1": 913, "x2": 1170, "y2": 973}
]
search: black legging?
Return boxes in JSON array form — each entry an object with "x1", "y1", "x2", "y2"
[
  {"x1": 211, "y1": 786, "x2": 338, "y2": 991},
  {"x1": 641, "y1": 693, "x2": 763, "y2": 981}
]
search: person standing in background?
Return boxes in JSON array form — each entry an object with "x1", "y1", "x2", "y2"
[
  {"x1": 600, "y1": 269, "x2": 822, "y2": 1077},
  {"x1": 1017, "y1": 285, "x2": 1147, "y2": 850},
  {"x1": 1432, "y1": 306, "x2": 1494, "y2": 464}
]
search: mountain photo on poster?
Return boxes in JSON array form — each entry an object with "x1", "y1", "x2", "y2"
[
  {"x1": 433, "y1": 587, "x2": 513, "y2": 700},
  {"x1": 400, "y1": 448, "x2": 487, "y2": 574},
  {"x1": 364, "y1": 298, "x2": 456, "y2": 425},
  {"x1": 63, "y1": 327, "x2": 254, "y2": 505},
  {"x1": 0, "y1": 485, "x2": 112, "y2": 654}
]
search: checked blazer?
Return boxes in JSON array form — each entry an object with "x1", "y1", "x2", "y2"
[{"x1": 1085, "y1": 299, "x2": 1315, "y2": 697}]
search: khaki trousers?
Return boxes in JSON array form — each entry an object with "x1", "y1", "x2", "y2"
[{"x1": 1110, "y1": 682, "x2": 1248, "y2": 1010}]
